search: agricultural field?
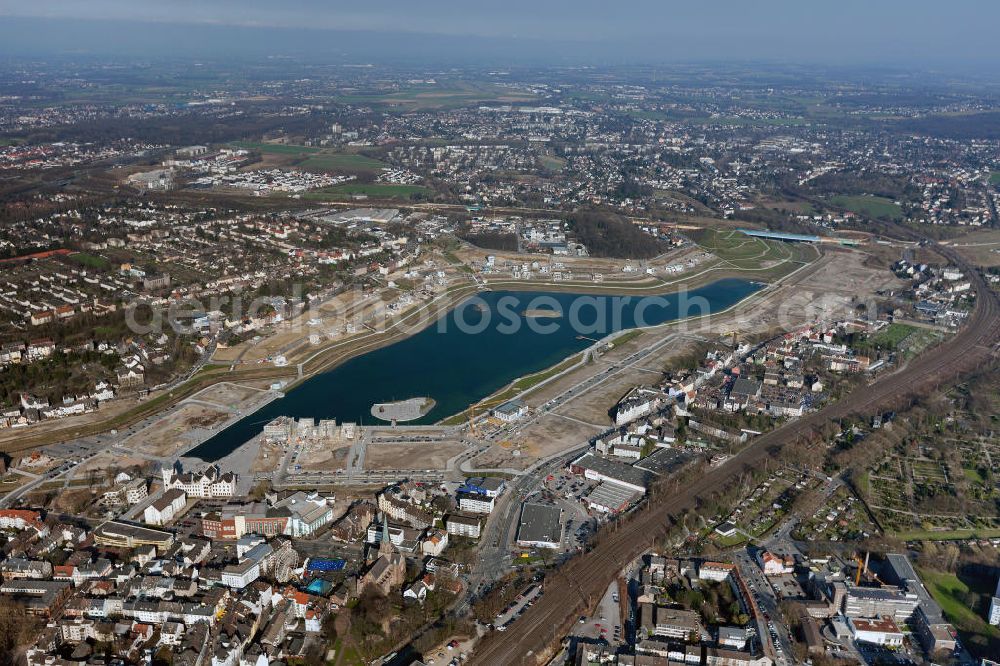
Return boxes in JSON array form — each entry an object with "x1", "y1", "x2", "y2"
[
  {"x1": 332, "y1": 83, "x2": 536, "y2": 110},
  {"x1": 298, "y1": 153, "x2": 387, "y2": 172},
  {"x1": 234, "y1": 141, "x2": 321, "y2": 156},
  {"x1": 828, "y1": 194, "x2": 903, "y2": 220},
  {"x1": 302, "y1": 183, "x2": 433, "y2": 200}
]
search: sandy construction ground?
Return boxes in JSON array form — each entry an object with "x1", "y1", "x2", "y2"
[
  {"x1": 122, "y1": 403, "x2": 230, "y2": 458},
  {"x1": 73, "y1": 451, "x2": 148, "y2": 477},
  {"x1": 214, "y1": 289, "x2": 385, "y2": 365},
  {"x1": 251, "y1": 439, "x2": 284, "y2": 473},
  {"x1": 191, "y1": 382, "x2": 266, "y2": 409},
  {"x1": 298, "y1": 439, "x2": 354, "y2": 470},
  {"x1": 0, "y1": 473, "x2": 34, "y2": 498},
  {"x1": 453, "y1": 240, "x2": 693, "y2": 275},
  {"x1": 364, "y1": 440, "x2": 466, "y2": 471}
]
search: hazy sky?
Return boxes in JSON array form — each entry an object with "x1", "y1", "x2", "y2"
[{"x1": 0, "y1": 0, "x2": 997, "y2": 67}]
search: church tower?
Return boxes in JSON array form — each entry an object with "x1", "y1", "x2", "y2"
[{"x1": 378, "y1": 514, "x2": 394, "y2": 558}]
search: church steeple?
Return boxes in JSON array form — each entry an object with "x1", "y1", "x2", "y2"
[{"x1": 378, "y1": 514, "x2": 393, "y2": 558}]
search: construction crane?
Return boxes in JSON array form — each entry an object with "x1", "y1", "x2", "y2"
[
  {"x1": 854, "y1": 551, "x2": 871, "y2": 586},
  {"x1": 465, "y1": 394, "x2": 511, "y2": 437}
]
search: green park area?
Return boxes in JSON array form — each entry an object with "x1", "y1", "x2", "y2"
[
  {"x1": 917, "y1": 567, "x2": 1000, "y2": 656},
  {"x1": 70, "y1": 252, "x2": 112, "y2": 270},
  {"x1": 689, "y1": 228, "x2": 816, "y2": 274},
  {"x1": 867, "y1": 323, "x2": 917, "y2": 349}
]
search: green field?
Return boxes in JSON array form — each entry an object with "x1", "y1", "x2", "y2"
[
  {"x1": 299, "y1": 153, "x2": 387, "y2": 172},
  {"x1": 868, "y1": 323, "x2": 917, "y2": 349},
  {"x1": 234, "y1": 141, "x2": 321, "y2": 156},
  {"x1": 829, "y1": 195, "x2": 903, "y2": 220},
  {"x1": 539, "y1": 155, "x2": 567, "y2": 173},
  {"x1": 917, "y1": 568, "x2": 1000, "y2": 656},
  {"x1": 303, "y1": 183, "x2": 432, "y2": 200},
  {"x1": 689, "y1": 228, "x2": 814, "y2": 272},
  {"x1": 893, "y1": 527, "x2": 1000, "y2": 541},
  {"x1": 70, "y1": 252, "x2": 111, "y2": 270},
  {"x1": 332, "y1": 83, "x2": 536, "y2": 110},
  {"x1": 512, "y1": 353, "x2": 582, "y2": 392},
  {"x1": 990, "y1": 171, "x2": 1000, "y2": 186}
]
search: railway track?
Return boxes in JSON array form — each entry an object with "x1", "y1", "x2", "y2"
[{"x1": 470, "y1": 239, "x2": 1000, "y2": 665}]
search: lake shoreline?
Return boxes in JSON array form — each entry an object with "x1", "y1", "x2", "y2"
[{"x1": 187, "y1": 279, "x2": 765, "y2": 462}]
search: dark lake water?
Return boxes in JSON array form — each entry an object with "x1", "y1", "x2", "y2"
[{"x1": 188, "y1": 279, "x2": 761, "y2": 461}]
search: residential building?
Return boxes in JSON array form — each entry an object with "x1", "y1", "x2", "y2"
[
  {"x1": 144, "y1": 488, "x2": 187, "y2": 526},
  {"x1": 445, "y1": 513, "x2": 482, "y2": 539},
  {"x1": 457, "y1": 491, "x2": 495, "y2": 514}
]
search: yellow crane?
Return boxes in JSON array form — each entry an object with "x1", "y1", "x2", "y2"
[
  {"x1": 854, "y1": 551, "x2": 871, "y2": 586},
  {"x1": 465, "y1": 394, "x2": 511, "y2": 437}
]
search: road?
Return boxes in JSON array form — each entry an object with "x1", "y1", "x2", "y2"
[
  {"x1": 733, "y1": 550, "x2": 793, "y2": 666},
  {"x1": 469, "y1": 237, "x2": 1000, "y2": 665}
]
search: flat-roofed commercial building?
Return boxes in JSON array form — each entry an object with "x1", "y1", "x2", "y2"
[
  {"x1": 515, "y1": 502, "x2": 563, "y2": 549},
  {"x1": 849, "y1": 616, "x2": 904, "y2": 647},
  {"x1": 569, "y1": 452, "x2": 650, "y2": 493},
  {"x1": 586, "y1": 481, "x2": 642, "y2": 513},
  {"x1": 843, "y1": 585, "x2": 919, "y2": 622},
  {"x1": 93, "y1": 521, "x2": 174, "y2": 550}
]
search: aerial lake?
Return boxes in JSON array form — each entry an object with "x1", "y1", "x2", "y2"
[{"x1": 188, "y1": 279, "x2": 761, "y2": 461}]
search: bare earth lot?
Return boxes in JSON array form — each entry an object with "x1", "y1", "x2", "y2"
[
  {"x1": 364, "y1": 441, "x2": 466, "y2": 471},
  {"x1": 945, "y1": 229, "x2": 1000, "y2": 267},
  {"x1": 194, "y1": 382, "x2": 265, "y2": 408},
  {"x1": 297, "y1": 439, "x2": 354, "y2": 470},
  {"x1": 122, "y1": 403, "x2": 230, "y2": 458}
]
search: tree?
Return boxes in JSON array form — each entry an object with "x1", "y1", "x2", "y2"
[{"x1": 0, "y1": 599, "x2": 37, "y2": 666}]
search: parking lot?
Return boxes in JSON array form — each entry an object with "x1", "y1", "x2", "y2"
[{"x1": 569, "y1": 579, "x2": 623, "y2": 645}]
